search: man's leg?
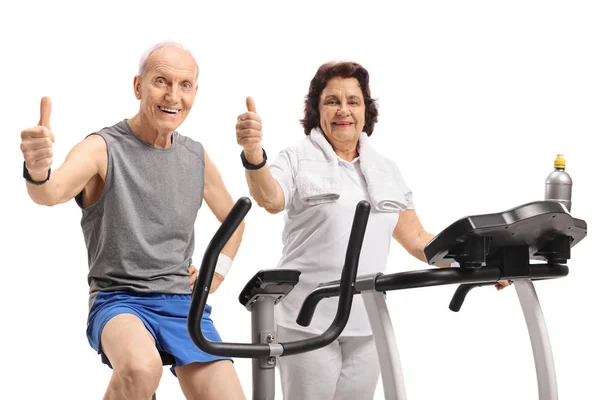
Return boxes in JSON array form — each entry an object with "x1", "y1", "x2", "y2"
[
  {"x1": 101, "y1": 313, "x2": 163, "y2": 400},
  {"x1": 176, "y1": 360, "x2": 246, "y2": 399}
]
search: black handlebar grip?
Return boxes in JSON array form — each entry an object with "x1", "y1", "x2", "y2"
[
  {"x1": 449, "y1": 282, "x2": 498, "y2": 312},
  {"x1": 188, "y1": 197, "x2": 253, "y2": 353},
  {"x1": 189, "y1": 199, "x2": 372, "y2": 358},
  {"x1": 296, "y1": 284, "x2": 341, "y2": 327}
]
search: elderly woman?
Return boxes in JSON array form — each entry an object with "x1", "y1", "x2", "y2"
[{"x1": 235, "y1": 61, "x2": 507, "y2": 399}]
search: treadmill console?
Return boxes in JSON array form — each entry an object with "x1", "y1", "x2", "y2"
[{"x1": 425, "y1": 201, "x2": 587, "y2": 269}]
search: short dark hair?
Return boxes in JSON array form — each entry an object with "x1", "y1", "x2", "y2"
[{"x1": 300, "y1": 61, "x2": 378, "y2": 136}]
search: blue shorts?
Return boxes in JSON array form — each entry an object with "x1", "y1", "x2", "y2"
[{"x1": 87, "y1": 291, "x2": 232, "y2": 376}]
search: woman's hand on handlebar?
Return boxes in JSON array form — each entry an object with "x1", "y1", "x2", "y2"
[{"x1": 495, "y1": 280, "x2": 511, "y2": 290}]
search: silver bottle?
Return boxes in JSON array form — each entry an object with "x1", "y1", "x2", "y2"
[{"x1": 545, "y1": 154, "x2": 572, "y2": 212}]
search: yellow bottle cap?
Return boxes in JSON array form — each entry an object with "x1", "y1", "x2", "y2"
[{"x1": 554, "y1": 154, "x2": 566, "y2": 169}]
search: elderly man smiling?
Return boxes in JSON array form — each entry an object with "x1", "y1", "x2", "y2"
[{"x1": 20, "y1": 42, "x2": 246, "y2": 400}]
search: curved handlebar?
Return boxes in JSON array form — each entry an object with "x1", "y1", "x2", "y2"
[
  {"x1": 448, "y1": 263, "x2": 568, "y2": 311},
  {"x1": 283, "y1": 200, "x2": 370, "y2": 356},
  {"x1": 448, "y1": 282, "x2": 498, "y2": 312},
  {"x1": 296, "y1": 283, "x2": 350, "y2": 327},
  {"x1": 187, "y1": 197, "x2": 258, "y2": 355},
  {"x1": 187, "y1": 198, "x2": 371, "y2": 358}
]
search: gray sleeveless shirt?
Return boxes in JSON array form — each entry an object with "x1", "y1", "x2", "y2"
[{"x1": 77, "y1": 120, "x2": 205, "y2": 311}]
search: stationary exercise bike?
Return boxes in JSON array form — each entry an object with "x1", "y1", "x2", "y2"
[
  {"x1": 187, "y1": 198, "x2": 371, "y2": 400},
  {"x1": 296, "y1": 200, "x2": 587, "y2": 400}
]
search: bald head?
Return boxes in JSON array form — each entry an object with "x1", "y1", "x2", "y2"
[{"x1": 138, "y1": 42, "x2": 199, "y2": 83}]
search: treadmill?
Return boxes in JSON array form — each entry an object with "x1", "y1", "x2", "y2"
[{"x1": 296, "y1": 200, "x2": 587, "y2": 400}]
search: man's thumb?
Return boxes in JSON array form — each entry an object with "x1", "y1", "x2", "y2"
[
  {"x1": 246, "y1": 96, "x2": 257, "y2": 113},
  {"x1": 38, "y1": 96, "x2": 52, "y2": 129}
]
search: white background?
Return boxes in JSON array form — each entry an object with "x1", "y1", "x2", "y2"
[{"x1": 2, "y1": 1, "x2": 599, "y2": 399}]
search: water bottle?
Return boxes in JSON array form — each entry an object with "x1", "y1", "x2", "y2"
[{"x1": 545, "y1": 154, "x2": 572, "y2": 212}]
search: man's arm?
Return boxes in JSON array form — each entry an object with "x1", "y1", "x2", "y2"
[
  {"x1": 21, "y1": 97, "x2": 106, "y2": 206},
  {"x1": 203, "y1": 150, "x2": 245, "y2": 264}
]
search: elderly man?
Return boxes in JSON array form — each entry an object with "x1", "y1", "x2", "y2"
[{"x1": 20, "y1": 42, "x2": 246, "y2": 399}]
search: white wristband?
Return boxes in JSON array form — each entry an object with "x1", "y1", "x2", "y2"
[{"x1": 215, "y1": 253, "x2": 233, "y2": 279}]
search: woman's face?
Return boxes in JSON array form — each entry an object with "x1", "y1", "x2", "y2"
[{"x1": 318, "y1": 77, "x2": 366, "y2": 146}]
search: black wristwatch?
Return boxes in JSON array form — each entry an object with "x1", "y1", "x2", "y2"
[
  {"x1": 240, "y1": 149, "x2": 267, "y2": 170},
  {"x1": 23, "y1": 161, "x2": 51, "y2": 185}
]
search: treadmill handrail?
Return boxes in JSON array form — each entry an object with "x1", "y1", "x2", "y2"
[
  {"x1": 296, "y1": 264, "x2": 569, "y2": 326},
  {"x1": 187, "y1": 198, "x2": 371, "y2": 358}
]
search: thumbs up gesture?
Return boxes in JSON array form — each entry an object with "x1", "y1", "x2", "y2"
[
  {"x1": 21, "y1": 97, "x2": 55, "y2": 181},
  {"x1": 235, "y1": 96, "x2": 264, "y2": 163}
]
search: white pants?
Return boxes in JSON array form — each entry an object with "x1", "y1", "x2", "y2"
[{"x1": 277, "y1": 325, "x2": 380, "y2": 400}]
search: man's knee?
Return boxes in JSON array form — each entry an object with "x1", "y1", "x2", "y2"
[
  {"x1": 114, "y1": 354, "x2": 163, "y2": 388},
  {"x1": 100, "y1": 313, "x2": 163, "y2": 390}
]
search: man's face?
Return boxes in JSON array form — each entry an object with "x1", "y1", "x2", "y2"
[{"x1": 134, "y1": 47, "x2": 198, "y2": 133}]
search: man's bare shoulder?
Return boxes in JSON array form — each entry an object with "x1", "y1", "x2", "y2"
[
  {"x1": 61, "y1": 133, "x2": 108, "y2": 178},
  {"x1": 68, "y1": 133, "x2": 108, "y2": 161},
  {"x1": 83, "y1": 133, "x2": 108, "y2": 148}
]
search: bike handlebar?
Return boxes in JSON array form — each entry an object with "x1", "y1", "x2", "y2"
[{"x1": 187, "y1": 198, "x2": 371, "y2": 357}]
